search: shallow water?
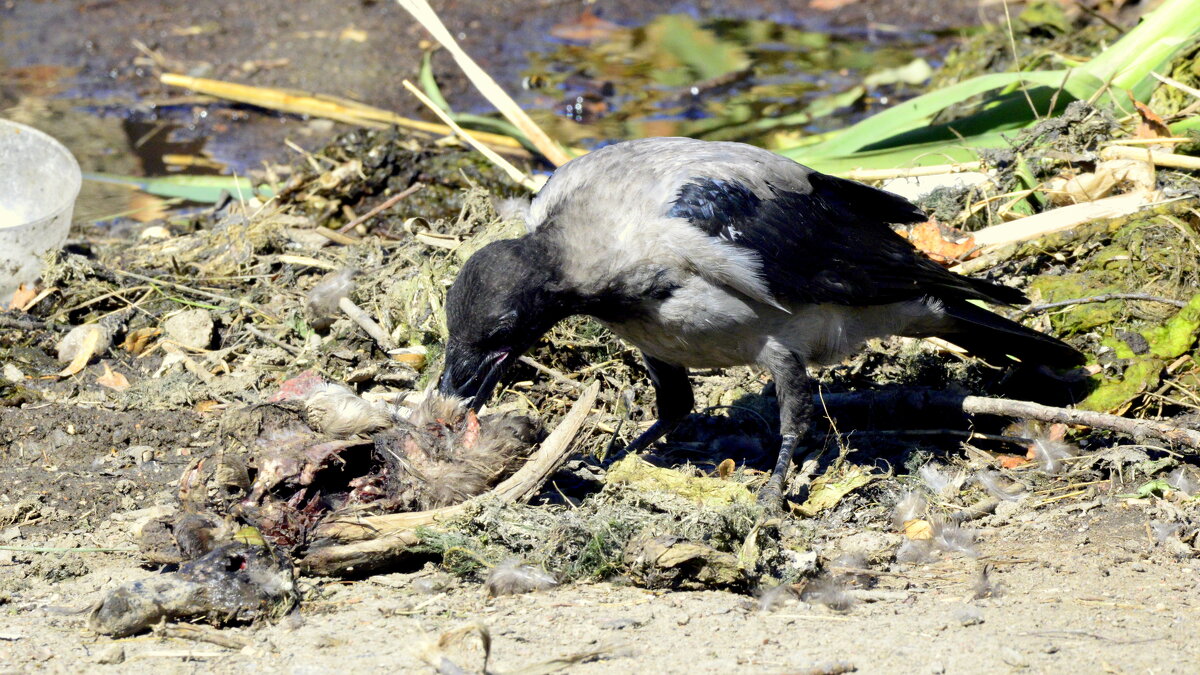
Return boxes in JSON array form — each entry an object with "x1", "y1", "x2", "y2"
[
  {"x1": 518, "y1": 13, "x2": 957, "y2": 149},
  {"x1": 0, "y1": 2, "x2": 966, "y2": 224}
]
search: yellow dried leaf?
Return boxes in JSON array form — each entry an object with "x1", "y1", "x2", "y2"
[
  {"x1": 605, "y1": 455, "x2": 753, "y2": 506},
  {"x1": 716, "y1": 458, "x2": 735, "y2": 480},
  {"x1": 390, "y1": 346, "x2": 428, "y2": 370},
  {"x1": 903, "y1": 518, "x2": 933, "y2": 540},
  {"x1": 96, "y1": 363, "x2": 130, "y2": 391},
  {"x1": 791, "y1": 464, "x2": 878, "y2": 517},
  {"x1": 7, "y1": 283, "x2": 38, "y2": 311},
  {"x1": 122, "y1": 327, "x2": 161, "y2": 355},
  {"x1": 339, "y1": 27, "x2": 368, "y2": 43},
  {"x1": 233, "y1": 526, "x2": 265, "y2": 547},
  {"x1": 194, "y1": 400, "x2": 222, "y2": 414},
  {"x1": 56, "y1": 326, "x2": 101, "y2": 378}
]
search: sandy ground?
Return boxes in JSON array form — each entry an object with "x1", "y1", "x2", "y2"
[
  {"x1": 2, "y1": 403, "x2": 1198, "y2": 673},
  {"x1": 3, "y1": 2, "x2": 1199, "y2": 673},
  {"x1": 3, "y1": 496, "x2": 1198, "y2": 673}
]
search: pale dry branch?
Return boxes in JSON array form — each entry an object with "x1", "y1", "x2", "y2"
[{"x1": 308, "y1": 381, "x2": 599, "y2": 565}]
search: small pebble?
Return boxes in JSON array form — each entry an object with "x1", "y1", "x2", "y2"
[
  {"x1": 1000, "y1": 646, "x2": 1029, "y2": 668},
  {"x1": 95, "y1": 644, "x2": 125, "y2": 665},
  {"x1": 955, "y1": 605, "x2": 984, "y2": 626},
  {"x1": 162, "y1": 309, "x2": 214, "y2": 350}
]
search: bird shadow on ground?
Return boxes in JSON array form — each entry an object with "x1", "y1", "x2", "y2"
[{"x1": 620, "y1": 347, "x2": 1091, "y2": 498}]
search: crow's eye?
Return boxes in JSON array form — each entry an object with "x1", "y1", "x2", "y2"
[{"x1": 484, "y1": 311, "x2": 518, "y2": 343}]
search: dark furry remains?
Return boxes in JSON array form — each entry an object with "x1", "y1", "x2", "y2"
[{"x1": 373, "y1": 394, "x2": 542, "y2": 510}]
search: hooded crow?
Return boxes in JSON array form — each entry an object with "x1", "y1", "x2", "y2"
[{"x1": 438, "y1": 137, "x2": 1083, "y2": 506}]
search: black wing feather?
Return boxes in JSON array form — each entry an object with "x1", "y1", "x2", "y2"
[{"x1": 668, "y1": 174, "x2": 1024, "y2": 307}]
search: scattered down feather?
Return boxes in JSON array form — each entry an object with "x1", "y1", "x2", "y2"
[
  {"x1": 1030, "y1": 437, "x2": 1076, "y2": 474},
  {"x1": 829, "y1": 552, "x2": 874, "y2": 590},
  {"x1": 757, "y1": 584, "x2": 801, "y2": 612},
  {"x1": 973, "y1": 564, "x2": 1002, "y2": 599},
  {"x1": 895, "y1": 520, "x2": 980, "y2": 563},
  {"x1": 895, "y1": 538, "x2": 936, "y2": 564},
  {"x1": 799, "y1": 575, "x2": 854, "y2": 612},
  {"x1": 306, "y1": 268, "x2": 357, "y2": 326},
  {"x1": 1149, "y1": 520, "x2": 1182, "y2": 544},
  {"x1": 891, "y1": 491, "x2": 928, "y2": 531},
  {"x1": 931, "y1": 520, "x2": 979, "y2": 558},
  {"x1": 1166, "y1": 467, "x2": 1200, "y2": 496},
  {"x1": 303, "y1": 383, "x2": 393, "y2": 437},
  {"x1": 374, "y1": 392, "x2": 540, "y2": 510},
  {"x1": 919, "y1": 462, "x2": 964, "y2": 497},
  {"x1": 484, "y1": 559, "x2": 558, "y2": 596},
  {"x1": 975, "y1": 470, "x2": 1026, "y2": 502}
]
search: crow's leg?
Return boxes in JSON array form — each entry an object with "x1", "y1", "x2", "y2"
[
  {"x1": 759, "y1": 349, "x2": 813, "y2": 509},
  {"x1": 625, "y1": 353, "x2": 694, "y2": 454}
]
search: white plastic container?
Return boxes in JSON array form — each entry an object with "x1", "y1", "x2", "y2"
[{"x1": 0, "y1": 118, "x2": 81, "y2": 302}]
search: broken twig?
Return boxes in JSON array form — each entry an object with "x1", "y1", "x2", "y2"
[
  {"x1": 1018, "y1": 292, "x2": 1187, "y2": 316},
  {"x1": 969, "y1": 192, "x2": 1163, "y2": 251},
  {"x1": 402, "y1": 80, "x2": 538, "y2": 191},
  {"x1": 337, "y1": 297, "x2": 396, "y2": 352},
  {"x1": 160, "y1": 73, "x2": 525, "y2": 152},
  {"x1": 338, "y1": 183, "x2": 423, "y2": 233},
  {"x1": 155, "y1": 623, "x2": 255, "y2": 650},
  {"x1": 308, "y1": 381, "x2": 598, "y2": 558},
  {"x1": 817, "y1": 389, "x2": 1200, "y2": 450},
  {"x1": 518, "y1": 355, "x2": 585, "y2": 390},
  {"x1": 396, "y1": 0, "x2": 571, "y2": 165},
  {"x1": 1100, "y1": 144, "x2": 1200, "y2": 170}
]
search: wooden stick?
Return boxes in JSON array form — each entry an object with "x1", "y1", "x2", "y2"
[
  {"x1": 842, "y1": 161, "x2": 982, "y2": 181},
  {"x1": 815, "y1": 389, "x2": 1200, "y2": 450},
  {"x1": 518, "y1": 355, "x2": 585, "y2": 390},
  {"x1": 952, "y1": 197, "x2": 1199, "y2": 275},
  {"x1": 314, "y1": 381, "x2": 598, "y2": 543},
  {"x1": 159, "y1": 73, "x2": 525, "y2": 152},
  {"x1": 1018, "y1": 292, "x2": 1187, "y2": 316},
  {"x1": 245, "y1": 325, "x2": 303, "y2": 357},
  {"x1": 338, "y1": 183, "x2": 423, "y2": 233},
  {"x1": 968, "y1": 192, "x2": 1160, "y2": 250},
  {"x1": 959, "y1": 395, "x2": 1200, "y2": 448},
  {"x1": 313, "y1": 227, "x2": 359, "y2": 246},
  {"x1": 402, "y1": 80, "x2": 538, "y2": 191},
  {"x1": 395, "y1": 0, "x2": 572, "y2": 166},
  {"x1": 1150, "y1": 71, "x2": 1200, "y2": 101},
  {"x1": 338, "y1": 297, "x2": 396, "y2": 351},
  {"x1": 1101, "y1": 145, "x2": 1200, "y2": 170},
  {"x1": 155, "y1": 623, "x2": 254, "y2": 650}
]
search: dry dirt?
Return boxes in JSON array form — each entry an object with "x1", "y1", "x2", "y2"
[
  {"x1": 1, "y1": 405, "x2": 1198, "y2": 673},
  {"x1": 3, "y1": 2, "x2": 1200, "y2": 672}
]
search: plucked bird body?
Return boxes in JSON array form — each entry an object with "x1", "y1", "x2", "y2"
[{"x1": 439, "y1": 137, "x2": 1083, "y2": 505}]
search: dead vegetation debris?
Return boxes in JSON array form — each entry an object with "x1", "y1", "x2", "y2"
[{"x1": 3, "y1": 100, "x2": 1200, "y2": 638}]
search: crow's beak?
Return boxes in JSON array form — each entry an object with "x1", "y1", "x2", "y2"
[{"x1": 438, "y1": 341, "x2": 512, "y2": 410}]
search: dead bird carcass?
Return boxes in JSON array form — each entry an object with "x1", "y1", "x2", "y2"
[
  {"x1": 95, "y1": 376, "x2": 541, "y2": 636},
  {"x1": 230, "y1": 374, "x2": 542, "y2": 549}
]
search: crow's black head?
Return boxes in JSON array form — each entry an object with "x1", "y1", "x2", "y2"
[{"x1": 439, "y1": 237, "x2": 571, "y2": 408}]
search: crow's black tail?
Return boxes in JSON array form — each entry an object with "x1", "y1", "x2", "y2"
[{"x1": 934, "y1": 300, "x2": 1085, "y2": 367}]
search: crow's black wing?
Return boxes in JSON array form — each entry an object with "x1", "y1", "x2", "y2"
[{"x1": 667, "y1": 173, "x2": 1024, "y2": 307}]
